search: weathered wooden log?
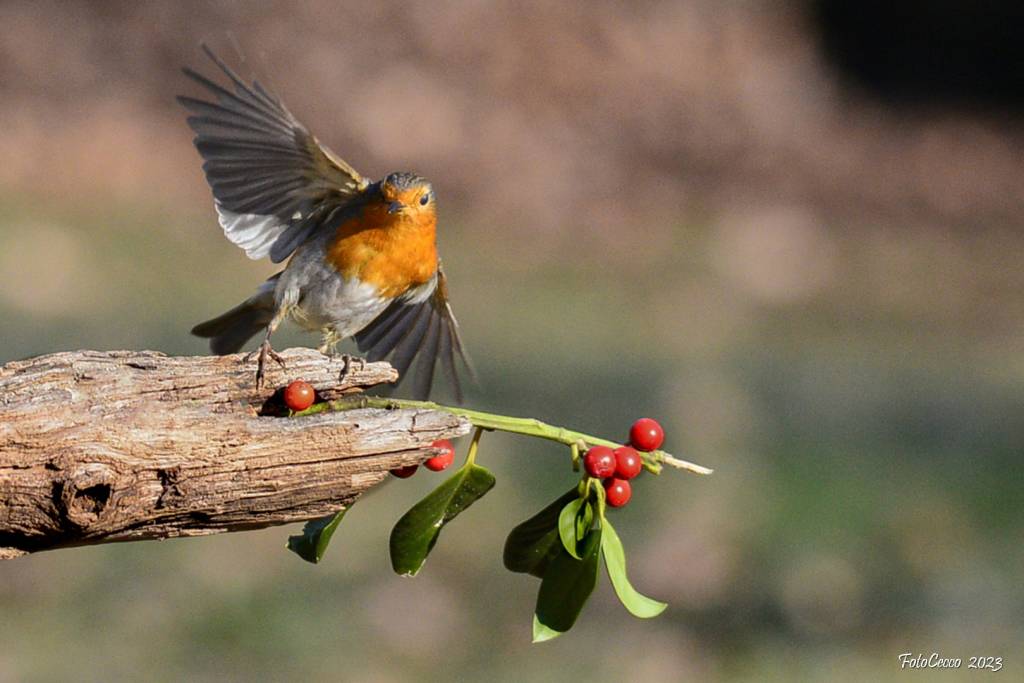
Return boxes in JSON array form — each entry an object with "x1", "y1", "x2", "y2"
[{"x1": 0, "y1": 349, "x2": 471, "y2": 560}]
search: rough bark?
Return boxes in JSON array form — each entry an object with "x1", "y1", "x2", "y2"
[{"x1": 0, "y1": 349, "x2": 471, "y2": 560}]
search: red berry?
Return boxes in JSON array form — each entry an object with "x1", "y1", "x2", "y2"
[
  {"x1": 629, "y1": 418, "x2": 664, "y2": 452},
  {"x1": 425, "y1": 439, "x2": 456, "y2": 472},
  {"x1": 583, "y1": 446, "x2": 616, "y2": 478},
  {"x1": 604, "y1": 478, "x2": 632, "y2": 507},
  {"x1": 283, "y1": 380, "x2": 315, "y2": 411},
  {"x1": 613, "y1": 446, "x2": 642, "y2": 480},
  {"x1": 390, "y1": 465, "x2": 418, "y2": 478}
]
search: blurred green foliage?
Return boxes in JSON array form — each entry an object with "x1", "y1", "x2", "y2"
[
  {"x1": 1, "y1": 190, "x2": 1020, "y2": 681},
  {"x1": 1, "y1": 2, "x2": 1023, "y2": 678}
]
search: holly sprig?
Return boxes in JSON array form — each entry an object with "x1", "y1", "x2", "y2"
[{"x1": 281, "y1": 388, "x2": 712, "y2": 640}]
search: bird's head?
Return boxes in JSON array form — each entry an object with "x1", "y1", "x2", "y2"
[{"x1": 379, "y1": 171, "x2": 435, "y2": 219}]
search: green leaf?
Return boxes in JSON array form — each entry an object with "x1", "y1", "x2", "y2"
[
  {"x1": 532, "y1": 614, "x2": 562, "y2": 643},
  {"x1": 600, "y1": 520, "x2": 667, "y2": 618},
  {"x1": 286, "y1": 508, "x2": 348, "y2": 564},
  {"x1": 390, "y1": 462, "x2": 496, "y2": 576},
  {"x1": 504, "y1": 488, "x2": 579, "y2": 577},
  {"x1": 558, "y1": 498, "x2": 585, "y2": 559},
  {"x1": 533, "y1": 526, "x2": 602, "y2": 639},
  {"x1": 575, "y1": 501, "x2": 594, "y2": 547},
  {"x1": 557, "y1": 498, "x2": 594, "y2": 560}
]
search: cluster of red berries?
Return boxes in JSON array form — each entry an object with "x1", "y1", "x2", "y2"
[
  {"x1": 390, "y1": 439, "x2": 455, "y2": 479},
  {"x1": 582, "y1": 418, "x2": 664, "y2": 508}
]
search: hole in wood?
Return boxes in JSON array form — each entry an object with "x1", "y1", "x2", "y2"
[{"x1": 73, "y1": 484, "x2": 111, "y2": 514}]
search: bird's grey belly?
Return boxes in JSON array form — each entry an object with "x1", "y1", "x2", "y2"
[
  {"x1": 289, "y1": 270, "x2": 389, "y2": 338},
  {"x1": 275, "y1": 234, "x2": 389, "y2": 338}
]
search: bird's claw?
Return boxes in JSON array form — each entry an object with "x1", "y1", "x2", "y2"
[
  {"x1": 245, "y1": 340, "x2": 285, "y2": 388},
  {"x1": 340, "y1": 354, "x2": 367, "y2": 384}
]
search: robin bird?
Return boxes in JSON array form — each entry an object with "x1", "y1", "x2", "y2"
[{"x1": 180, "y1": 46, "x2": 471, "y2": 399}]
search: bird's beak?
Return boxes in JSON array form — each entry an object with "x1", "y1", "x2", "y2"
[{"x1": 387, "y1": 201, "x2": 404, "y2": 214}]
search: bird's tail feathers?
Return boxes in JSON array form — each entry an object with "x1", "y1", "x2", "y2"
[
  {"x1": 191, "y1": 300, "x2": 273, "y2": 355},
  {"x1": 191, "y1": 277, "x2": 279, "y2": 355}
]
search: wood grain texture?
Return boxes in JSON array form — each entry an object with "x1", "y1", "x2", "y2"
[{"x1": 0, "y1": 349, "x2": 471, "y2": 559}]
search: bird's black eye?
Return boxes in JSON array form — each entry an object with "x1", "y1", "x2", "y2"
[{"x1": 419, "y1": 193, "x2": 430, "y2": 206}]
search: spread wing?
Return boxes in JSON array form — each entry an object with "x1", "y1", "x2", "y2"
[
  {"x1": 178, "y1": 44, "x2": 369, "y2": 263},
  {"x1": 355, "y1": 266, "x2": 474, "y2": 402}
]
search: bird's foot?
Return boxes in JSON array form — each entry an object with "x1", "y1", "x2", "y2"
[
  {"x1": 245, "y1": 340, "x2": 286, "y2": 388},
  {"x1": 339, "y1": 354, "x2": 367, "y2": 385}
]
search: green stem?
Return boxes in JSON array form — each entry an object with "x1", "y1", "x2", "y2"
[
  {"x1": 305, "y1": 396, "x2": 713, "y2": 476},
  {"x1": 465, "y1": 426, "x2": 484, "y2": 466},
  {"x1": 591, "y1": 477, "x2": 607, "y2": 521}
]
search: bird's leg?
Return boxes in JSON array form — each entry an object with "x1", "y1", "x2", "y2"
[
  {"x1": 317, "y1": 329, "x2": 340, "y2": 356},
  {"x1": 245, "y1": 307, "x2": 288, "y2": 388}
]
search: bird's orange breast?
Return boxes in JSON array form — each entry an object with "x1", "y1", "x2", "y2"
[{"x1": 325, "y1": 202, "x2": 438, "y2": 298}]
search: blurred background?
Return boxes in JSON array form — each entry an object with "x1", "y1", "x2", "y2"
[{"x1": 1, "y1": 1, "x2": 1022, "y2": 680}]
